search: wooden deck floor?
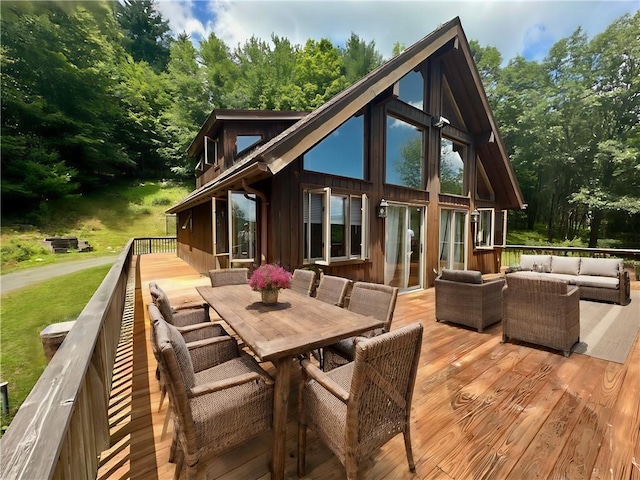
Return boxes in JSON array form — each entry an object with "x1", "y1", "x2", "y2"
[{"x1": 98, "y1": 253, "x2": 640, "y2": 480}]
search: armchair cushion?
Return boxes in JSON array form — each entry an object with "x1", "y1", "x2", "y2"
[{"x1": 440, "y1": 269, "x2": 482, "y2": 284}]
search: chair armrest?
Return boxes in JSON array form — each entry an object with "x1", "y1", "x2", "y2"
[
  {"x1": 177, "y1": 322, "x2": 228, "y2": 342},
  {"x1": 300, "y1": 358, "x2": 349, "y2": 403},
  {"x1": 189, "y1": 372, "x2": 263, "y2": 398},
  {"x1": 187, "y1": 336, "x2": 239, "y2": 371},
  {"x1": 173, "y1": 302, "x2": 209, "y2": 313}
]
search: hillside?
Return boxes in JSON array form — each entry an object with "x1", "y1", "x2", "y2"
[{"x1": 1, "y1": 180, "x2": 191, "y2": 273}]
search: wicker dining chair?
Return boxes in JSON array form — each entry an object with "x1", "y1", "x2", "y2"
[
  {"x1": 148, "y1": 303, "x2": 234, "y2": 439},
  {"x1": 290, "y1": 269, "x2": 317, "y2": 296},
  {"x1": 315, "y1": 275, "x2": 351, "y2": 307},
  {"x1": 149, "y1": 282, "x2": 212, "y2": 328},
  {"x1": 298, "y1": 322, "x2": 423, "y2": 479},
  {"x1": 208, "y1": 267, "x2": 249, "y2": 287},
  {"x1": 323, "y1": 282, "x2": 398, "y2": 371},
  {"x1": 151, "y1": 308, "x2": 273, "y2": 480}
]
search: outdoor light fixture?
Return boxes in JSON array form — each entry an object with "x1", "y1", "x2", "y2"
[
  {"x1": 377, "y1": 198, "x2": 389, "y2": 218},
  {"x1": 431, "y1": 115, "x2": 450, "y2": 128},
  {"x1": 470, "y1": 209, "x2": 480, "y2": 224},
  {"x1": 471, "y1": 209, "x2": 480, "y2": 249}
]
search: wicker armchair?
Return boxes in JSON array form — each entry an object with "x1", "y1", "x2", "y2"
[
  {"x1": 323, "y1": 282, "x2": 398, "y2": 371},
  {"x1": 208, "y1": 267, "x2": 248, "y2": 287},
  {"x1": 434, "y1": 269, "x2": 505, "y2": 332},
  {"x1": 151, "y1": 309, "x2": 273, "y2": 480},
  {"x1": 298, "y1": 323, "x2": 423, "y2": 479},
  {"x1": 148, "y1": 303, "x2": 235, "y2": 439},
  {"x1": 502, "y1": 274, "x2": 580, "y2": 357},
  {"x1": 149, "y1": 282, "x2": 211, "y2": 328},
  {"x1": 290, "y1": 269, "x2": 317, "y2": 296},
  {"x1": 315, "y1": 275, "x2": 351, "y2": 307}
]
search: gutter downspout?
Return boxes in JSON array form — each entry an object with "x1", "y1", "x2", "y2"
[{"x1": 242, "y1": 179, "x2": 268, "y2": 265}]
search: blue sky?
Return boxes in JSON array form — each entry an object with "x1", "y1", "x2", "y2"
[{"x1": 155, "y1": 0, "x2": 638, "y2": 62}]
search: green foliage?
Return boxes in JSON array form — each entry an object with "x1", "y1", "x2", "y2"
[
  {"x1": 0, "y1": 265, "x2": 112, "y2": 428},
  {"x1": 341, "y1": 32, "x2": 384, "y2": 84},
  {"x1": 115, "y1": 0, "x2": 171, "y2": 73}
]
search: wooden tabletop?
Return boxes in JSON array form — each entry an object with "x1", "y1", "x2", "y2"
[{"x1": 196, "y1": 285, "x2": 385, "y2": 362}]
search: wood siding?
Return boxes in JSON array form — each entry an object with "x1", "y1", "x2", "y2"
[{"x1": 175, "y1": 202, "x2": 214, "y2": 274}]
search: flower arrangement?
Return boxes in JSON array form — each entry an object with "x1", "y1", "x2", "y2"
[{"x1": 249, "y1": 264, "x2": 292, "y2": 292}]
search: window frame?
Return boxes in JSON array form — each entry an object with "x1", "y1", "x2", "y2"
[
  {"x1": 439, "y1": 137, "x2": 468, "y2": 197},
  {"x1": 204, "y1": 136, "x2": 218, "y2": 166},
  {"x1": 303, "y1": 188, "x2": 369, "y2": 265},
  {"x1": 475, "y1": 207, "x2": 495, "y2": 249}
]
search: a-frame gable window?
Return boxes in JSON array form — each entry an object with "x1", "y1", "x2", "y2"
[
  {"x1": 386, "y1": 115, "x2": 424, "y2": 188},
  {"x1": 303, "y1": 115, "x2": 364, "y2": 179},
  {"x1": 440, "y1": 138, "x2": 466, "y2": 196},
  {"x1": 396, "y1": 70, "x2": 424, "y2": 111}
]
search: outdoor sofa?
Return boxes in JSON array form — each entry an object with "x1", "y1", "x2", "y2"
[{"x1": 509, "y1": 254, "x2": 630, "y2": 305}]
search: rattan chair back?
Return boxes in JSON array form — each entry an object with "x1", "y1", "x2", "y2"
[
  {"x1": 348, "y1": 282, "x2": 398, "y2": 332},
  {"x1": 208, "y1": 268, "x2": 248, "y2": 287},
  {"x1": 315, "y1": 275, "x2": 350, "y2": 307},
  {"x1": 291, "y1": 269, "x2": 317, "y2": 296}
]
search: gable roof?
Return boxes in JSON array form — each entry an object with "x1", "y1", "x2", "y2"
[{"x1": 169, "y1": 17, "x2": 524, "y2": 214}]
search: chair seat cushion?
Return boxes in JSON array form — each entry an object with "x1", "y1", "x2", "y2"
[{"x1": 573, "y1": 275, "x2": 619, "y2": 289}]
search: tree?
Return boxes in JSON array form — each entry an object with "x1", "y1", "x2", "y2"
[
  {"x1": 115, "y1": 0, "x2": 171, "y2": 73},
  {"x1": 1, "y1": 1, "x2": 134, "y2": 211},
  {"x1": 341, "y1": 33, "x2": 383, "y2": 84},
  {"x1": 199, "y1": 32, "x2": 238, "y2": 108},
  {"x1": 159, "y1": 34, "x2": 209, "y2": 177}
]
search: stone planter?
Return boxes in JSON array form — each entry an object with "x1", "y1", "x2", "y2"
[{"x1": 261, "y1": 289, "x2": 279, "y2": 305}]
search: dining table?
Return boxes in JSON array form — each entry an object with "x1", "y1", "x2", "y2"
[{"x1": 196, "y1": 284, "x2": 385, "y2": 480}]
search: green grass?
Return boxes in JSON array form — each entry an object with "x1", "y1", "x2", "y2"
[
  {"x1": 1, "y1": 180, "x2": 191, "y2": 273},
  {"x1": 0, "y1": 264, "x2": 112, "y2": 431}
]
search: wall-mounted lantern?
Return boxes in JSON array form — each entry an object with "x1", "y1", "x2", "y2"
[{"x1": 377, "y1": 198, "x2": 389, "y2": 218}]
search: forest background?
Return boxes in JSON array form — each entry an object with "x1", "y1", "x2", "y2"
[{"x1": 2, "y1": 0, "x2": 639, "y2": 250}]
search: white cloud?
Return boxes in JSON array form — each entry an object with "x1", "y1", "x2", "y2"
[{"x1": 157, "y1": 0, "x2": 638, "y2": 61}]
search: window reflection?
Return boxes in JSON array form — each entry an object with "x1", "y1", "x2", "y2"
[
  {"x1": 236, "y1": 135, "x2": 262, "y2": 155},
  {"x1": 440, "y1": 138, "x2": 465, "y2": 195},
  {"x1": 303, "y1": 116, "x2": 364, "y2": 179},
  {"x1": 230, "y1": 192, "x2": 257, "y2": 260},
  {"x1": 386, "y1": 116, "x2": 423, "y2": 188},
  {"x1": 397, "y1": 70, "x2": 424, "y2": 110}
]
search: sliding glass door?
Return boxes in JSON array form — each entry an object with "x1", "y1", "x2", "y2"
[{"x1": 439, "y1": 208, "x2": 467, "y2": 271}]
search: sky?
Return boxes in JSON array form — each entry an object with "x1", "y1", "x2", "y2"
[{"x1": 154, "y1": 0, "x2": 639, "y2": 63}]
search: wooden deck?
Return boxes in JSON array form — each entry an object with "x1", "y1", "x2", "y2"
[{"x1": 97, "y1": 253, "x2": 640, "y2": 480}]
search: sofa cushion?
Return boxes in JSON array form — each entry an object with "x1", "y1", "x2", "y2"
[
  {"x1": 573, "y1": 275, "x2": 619, "y2": 289},
  {"x1": 519, "y1": 254, "x2": 552, "y2": 273},
  {"x1": 579, "y1": 258, "x2": 621, "y2": 278},
  {"x1": 544, "y1": 273, "x2": 578, "y2": 285},
  {"x1": 551, "y1": 256, "x2": 581, "y2": 275},
  {"x1": 440, "y1": 269, "x2": 482, "y2": 284}
]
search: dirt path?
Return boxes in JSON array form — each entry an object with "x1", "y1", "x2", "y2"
[{"x1": 0, "y1": 256, "x2": 117, "y2": 294}]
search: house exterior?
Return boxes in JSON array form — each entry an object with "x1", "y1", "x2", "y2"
[{"x1": 168, "y1": 17, "x2": 525, "y2": 291}]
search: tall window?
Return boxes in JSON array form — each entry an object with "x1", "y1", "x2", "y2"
[
  {"x1": 439, "y1": 209, "x2": 466, "y2": 271},
  {"x1": 475, "y1": 208, "x2": 506, "y2": 249},
  {"x1": 396, "y1": 70, "x2": 424, "y2": 110},
  {"x1": 440, "y1": 138, "x2": 466, "y2": 196},
  {"x1": 303, "y1": 189, "x2": 368, "y2": 264},
  {"x1": 229, "y1": 192, "x2": 257, "y2": 261},
  {"x1": 386, "y1": 115, "x2": 423, "y2": 188},
  {"x1": 303, "y1": 116, "x2": 364, "y2": 179}
]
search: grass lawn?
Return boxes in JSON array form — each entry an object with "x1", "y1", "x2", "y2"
[{"x1": 0, "y1": 264, "x2": 112, "y2": 431}]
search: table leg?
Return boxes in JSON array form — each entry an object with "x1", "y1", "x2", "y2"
[{"x1": 271, "y1": 356, "x2": 292, "y2": 480}]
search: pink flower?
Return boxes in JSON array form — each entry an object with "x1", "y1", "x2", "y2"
[{"x1": 249, "y1": 264, "x2": 292, "y2": 291}]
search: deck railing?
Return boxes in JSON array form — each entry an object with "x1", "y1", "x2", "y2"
[
  {"x1": 502, "y1": 245, "x2": 640, "y2": 270},
  {"x1": 133, "y1": 236, "x2": 176, "y2": 255},
  {"x1": 0, "y1": 240, "x2": 135, "y2": 480}
]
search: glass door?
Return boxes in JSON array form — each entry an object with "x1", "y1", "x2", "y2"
[{"x1": 384, "y1": 204, "x2": 424, "y2": 291}]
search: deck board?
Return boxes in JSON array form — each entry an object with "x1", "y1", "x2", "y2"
[{"x1": 97, "y1": 253, "x2": 640, "y2": 480}]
